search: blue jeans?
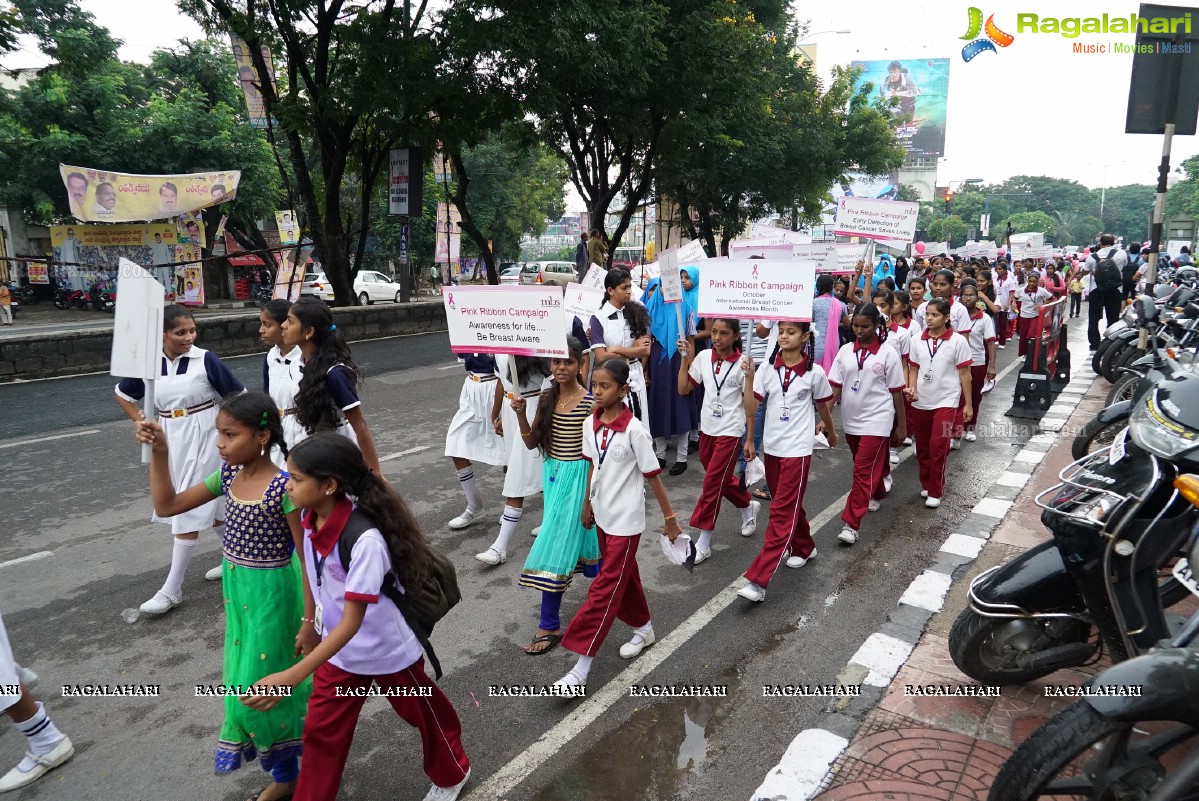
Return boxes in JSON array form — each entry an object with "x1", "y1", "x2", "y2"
[{"x1": 738, "y1": 402, "x2": 767, "y2": 474}]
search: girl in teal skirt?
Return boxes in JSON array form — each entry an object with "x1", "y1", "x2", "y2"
[
  {"x1": 137, "y1": 392, "x2": 310, "y2": 801},
  {"x1": 512, "y1": 336, "x2": 601, "y2": 655}
]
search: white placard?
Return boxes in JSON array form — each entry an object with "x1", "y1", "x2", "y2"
[
  {"x1": 111, "y1": 258, "x2": 165, "y2": 380},
  {"x1": 793, "y1": 243, "x2": 838, "y2": 272},
  {"x1": 659, "y1": 250, "x2": 683, "y2": 303},
  {"x1": 443, "y1": 285, "x2": 569, "y2": 358},
  {"x1": 697, "y1": 259, "x2": 817, "y2": 322},
  {"x1": 833, "y1": 243, "x2": 870, "y2": 274},
  {"x1": 674, "y1": 239, "x2": 708, "y2": 263},
  {"x1": 582, "y1": 263, "x2": 607, "y2": 289},
  {"x1": 563, "y1": 282, "x2": 606, "y2": 327},
  {"x1": 728, "y1": 242, "x2": 794, "y2": 259},
  {"x1": 833, "y1": 196, "x2": 919, "y2": 242}
]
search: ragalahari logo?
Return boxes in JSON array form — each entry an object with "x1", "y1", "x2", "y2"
[{"x1": 960, "y1": 7, "x2": 1015, "y2": 62}]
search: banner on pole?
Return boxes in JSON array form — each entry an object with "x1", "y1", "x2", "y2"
[
  {"x1": 111, "y1": 259, "x2": 165, "y2": 380},
  {"x1": 61, "y1": 164, "x2": 240, "y2": 223},
  {"x1": 443, "y1": 285, "x2": 569, "y2": 357},
  {"x1": 659, "y1": 250, "x2": 683, "y2": 303},
  {"x1": 230, "y1": 33, "x2": 277, "y2": 129},
  {"x1": 697, "y1": 259, "x2": 817, "y2": 322},
  {"x1": 388, "y1": 147, "x2": 423, "y2": 217},
  {"x1": 563, "y1": 282, "x2": 606, "y2": 328},
  {"x1": 833, "y1": 196, "x2": 919, "y2": 242}
]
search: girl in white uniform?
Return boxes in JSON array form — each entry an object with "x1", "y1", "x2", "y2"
[
  {"x1": 280, "y1": 297, "x2": 382, "y2": 474},
  {"x1": 474, "y1": 354, "x2": 550, "y2": 565},
  {"x1": 259, "y1": 299, "x2": 303, "y2": 468},
  {"x1": 589, "y1": 268, "x2": 652, "y2": 424},
  {"x1": 116, "y1": 305, "x2": 245, "y2": 615},
  {"x1": 445, "y1": 353, "x2": 508, "y2": 531}
]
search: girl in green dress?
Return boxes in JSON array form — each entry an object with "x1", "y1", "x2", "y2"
[
  {"x1": 511, "y1": 336, "x2": 601, "y2": 655},
  {"x1": 137, "y1": 392, "x2": 310, "y2": 801}
]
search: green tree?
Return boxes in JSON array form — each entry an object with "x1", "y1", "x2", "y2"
[
  {"x1": 1004, "y1": 210, "x2": 1057, "y2": 239},
  {"x1": 986, "y1": 175, "x2": 1096, "y2": 219},
  {"x1": 1165, "y1": 155, "x2": 1199, "y2": 223},
  {"x1": 927, "y1": 214, "x2": 967, "y2": 247},
  {"x1": 1098, "y1": 183, "x2": 1153, "y2": 243}
]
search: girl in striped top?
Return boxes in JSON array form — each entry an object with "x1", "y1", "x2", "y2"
[{"x1": 512, "y1": 337, "x2": 600, "y2": 655}]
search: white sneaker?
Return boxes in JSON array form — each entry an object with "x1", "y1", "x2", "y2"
[
  {"x1": 448, "y1": 507, "x2": 484, "y2": 530},
  {"x1": 867, "y1": 499, "x2": 882, "y2": 512},
  {"x1": 786, "y1": 548, "x2": 816, "y2": 569},
  {"x1": 737, "y1": 583, "x2": 766, "y2": 602},
  {"x1": 474, "y1": 547, "x2": 506, "y2": 566},
  {"x1": 920, "y1": 489, "x2": 929, "y2": 498},
  {"x1": 997, "y1": 343, "x2": 1006, "y2": 350},
  {"x1": 902, "y1": 436, "x2": 913, "y2": 446},
  {"x1": 422, "y1": 767, "x2": 472, "y2": 801},
  {"x1": 0, "y1": 736, "x2": 74, "y2": 792},
  {"x1": 15, "y1": 665, "x2": 37, "y2": 690},
  {"x1": 950, "y1": 438, "x2": 962, "y2": 450},
  {"x1": 619, "y1": 629, "x2": 655, "y2": 659},
  {"x1": 694, "y1": 546, "x2": 713, "y2": 565},
  {"x1": 889, "y1": 447, "x2": 900, "y2": 465},
  {"x1": 883, "y1": 475, "x2": 893, "y2": 493},
  {"x1": 925, "y1": 496, "x2": 942, "y2": 508},
  {"x1": 740, "y1": 500, "x2": 761, "y2": 537},
  {"x1": 531, "y1": 526, "x2": 541, "y2": 537},
  {"x1": 204, "y1": 565, "x2": 223, "y2": 581},
  {"x1": 964, "y1": 431, "x2": 977, "y2": 442},
  {"x1": 553, "y1": 669, "x2": 587, "y2": 689},
  {"x1": 139, "y1": 591, "x2": 181, "y2": 615}
]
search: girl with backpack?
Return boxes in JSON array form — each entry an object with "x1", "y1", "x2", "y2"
[
  {"x1": 115, "y1": 304, "x2": 245, "y2": 614},
  {"x1": 242, "y1": 433, "x2": 472, "y2": 801},
  {"x1": 511, "y1": 337, "x2": 600, "y2": 654},
  {"x1": 136, "y1": 394, "x2": 309, "y2": 801}
]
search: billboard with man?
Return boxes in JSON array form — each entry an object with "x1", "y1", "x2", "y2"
[{"x1": 850, "y1": 58, "x2": 951, "y2": 159}]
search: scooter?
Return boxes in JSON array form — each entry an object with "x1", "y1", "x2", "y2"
[
  {"x1": 987, "y1": 475, "x2": 1199, "y2": 801},
  {"x1": 949, "y1": 373, "x2": 1199, "y2": 686},
  {"x1": 88, "y1": 282, "x2": 115, "y2": 312}
]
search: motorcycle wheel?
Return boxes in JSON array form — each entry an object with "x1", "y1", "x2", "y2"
[
  {"x1": 54, "y1": 299, "x2": 68, "y2": 310},
  {"x1": 949, "y1": 609, "x2": 1093, "y2": 686},
  {"x1": 1105, "y1": 372, "x2": 1144, "y2": 406},
  {"x1": 1092, "y1": 337, "x2": 1117, "y2": 374},
  {"x1": 989, "y1": 701, "x2": 1198, "y2": 801},
  {"x1": 1071, "y1": 415, "x2": 1128, "y2": 460},
  {"x1": 1100, "y1": 340, "x2": 1132, "y2": 383},
  {"x1": 1114, "y1": 346, "x2": 1147, "y2": 378}
]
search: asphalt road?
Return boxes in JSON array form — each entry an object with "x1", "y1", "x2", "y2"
[{"x1": 0, "y1": 327, "x2": 1045, "y2": 801}]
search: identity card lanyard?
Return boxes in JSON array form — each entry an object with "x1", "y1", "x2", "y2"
[
  {"x1": 851, "y1": 347, "x2": 870, "y2": 393},
  {"x1": 777, "y1": 364, "x2": 798, "y2": 422},
  {"x1": 711, "y1": 355, "x2": 736, "y2": 418},
  {"x1": 590, "y1": 425, "x2": 614, "y2": 499},
  {"x1": 923, "y1": 337, "x2": 943, "y2": 382}
]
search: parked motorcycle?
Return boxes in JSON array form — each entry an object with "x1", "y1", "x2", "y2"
[
  {"x1": 88, "y1": 281, "x2": 115, "y2": 312},
  {"x1": 949, "y1": 374, "x2": 1199, "y2": 686},
  {"x1": 987, "y1": 474, "x2": 1199, "y2": 801},
  {"x1": 9, "y1": 283, "x2": 36, "y2": 305},
  {"x1": 252, "y1": 283, "x2": 274, "y2": 308}
]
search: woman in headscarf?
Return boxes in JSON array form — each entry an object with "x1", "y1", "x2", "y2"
[
  {"x1": 811, "y1": 273, "x2": 850, "y2": 375},
  {"x1": 644, "y1": 265, "x2": 702, "y2": 474}
]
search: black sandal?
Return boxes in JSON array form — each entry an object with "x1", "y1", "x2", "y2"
[{"x1": 524, "y1": 633, "x2": 562, "y2": 655}]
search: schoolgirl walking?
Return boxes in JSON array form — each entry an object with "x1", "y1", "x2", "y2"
[
  {"x1": 444, "y1": 353, "x2": 508, "y2": 531},
  {"x1": 588, "y1": 269, "x2": 652, "y2": 423},
  {"x1": 115, "y1": 304, "x2": 245, "y2": 614},
  {"x1": 956, "y1": 282, "x2": 997, "y2": 442},
  {"x1": 259, "y1": 299, "x2": 303, "y2": 467}
]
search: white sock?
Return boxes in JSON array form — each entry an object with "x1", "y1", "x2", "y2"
[
  {"x1": 456, "y1": 467, "x2": 481, "y2": 512},
  {"x1": 573, "y1": 654, "x2": 594, "y2": 679},
  {"x1": 654, "y1": 437, "x2": 668, "y2": 459},
  {"x1": 676, "y1": 436, "x2": 689, "y2": 461},
  {"x1": 698, "y1": 529, "x2": 713, "y2": 551},
  {"x1": 15, "y1": 703, "x2": 65, "y2": 770},
  {"x1": 161, "y1": 537, "x2": 196, "y2": 598},
  {"x1": 634, "y1": 622, "x2": 654, "y2": 639},
  {"x1": 491, "y1": 505, "x2": 523, "y2": 554}
]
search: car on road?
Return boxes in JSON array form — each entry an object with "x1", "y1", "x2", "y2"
[
  {"x1": 499, "y1": 262, "x2": 524, "y2": 285},
  {"x1": 300, "y1": 270, "x2": 406, "y2": 303},
  {"x1": 519, "y1": 261, "x2": 577, "y2": 289}
]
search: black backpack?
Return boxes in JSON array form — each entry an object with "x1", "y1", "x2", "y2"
[
  {"x1": 1093, "y1": 248, "x2": 1123, "y2": 292},
  {"x1": 336, "y1": 510, "x2": 461, "y2": 678}
]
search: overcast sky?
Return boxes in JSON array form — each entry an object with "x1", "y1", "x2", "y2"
[{"x1": 5, "y1": 0, "x2": 1198, "y2": 203}]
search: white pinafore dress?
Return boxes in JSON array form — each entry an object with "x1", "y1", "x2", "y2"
[
  {"x1": 288, "y1": 360, "x2": 360, "y2": 445},
  {"x1": 592, "y1": 303, "x2": 650, "y2": 424},
  {"x1": 495, "y1": 354, "x2": 545, "y2": 498},
  {"x1": 264, "y1": 345, "x2": 304, "y2": 469},
  {"x1": 444, "y1": 354, "x2": 507, "y2": 466},
  {"x1": 116, "y1": 346, "x2": 233, "y2": 534}
]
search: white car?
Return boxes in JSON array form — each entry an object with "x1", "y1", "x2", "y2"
[
  {"x1": 499, "y1": 263, "x2": 524, "y2": 285},
  {"x1": 299, "y1": 270, "x2": 405, "y2": 303}
]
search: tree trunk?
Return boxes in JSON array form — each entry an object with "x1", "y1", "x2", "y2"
[{"x1": 448, "y1": 151, "x2": 499, "y2": 285}]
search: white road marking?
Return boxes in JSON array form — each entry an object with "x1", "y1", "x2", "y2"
[
  {"x1": 750, "y1": 728, "x2": 849, "y2": 801},
  {"x1": 972, "y1": 497, "x2": 1014, "y2": 518},
  {"x1": 0, "y1": 551, "x2": 53, "y2": 569},
  {"x1": 0, "y1": 430, "x2": 100, "y2": 450},
  {"x1": 438, "y1": 363, "x2": 463, "y2": 370},
  {"x1": 847, "y1": 632, "x2": 915, "y2": 687},
  {"x1": 379, "y1": 445, "x2": 432, "y2": 462},
  {"x1": 898, "y1": 570, "x2": 953, "y2": 613},
  {"x1": 941, "y1": 533, "x2": 985, "y2": 559}
]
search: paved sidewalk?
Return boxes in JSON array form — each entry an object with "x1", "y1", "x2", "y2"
[{"x1": 750, "y1": 321, "x2": 1182, "y2": 801}]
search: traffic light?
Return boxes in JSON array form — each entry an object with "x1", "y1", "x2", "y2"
[{"x1": 944, "y1": 190, "x2": 955, "y2": 213}]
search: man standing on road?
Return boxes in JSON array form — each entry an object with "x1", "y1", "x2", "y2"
[
  {"x1": 587, "y1": 228, "x2": 606, "y2": 269},
  {"x1": 0, "y1": 282, "x2": 11, "y2": 326},
  {"x1": 1083, "y1": 233, "x2": 1127, "y2": 350},
  {"x1": 574, "y1": 231, "x2": 589, "y2": 282}
]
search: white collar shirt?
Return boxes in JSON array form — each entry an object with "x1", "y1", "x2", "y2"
[
  {"x1": 752, "y1": 360, "x2": 833, "y2": 458},
  {"x1": 828, "y1": 341, "x2": 905, "y2": 437},
  {"x1": 687, "y1": 349, "x2": 749, "y2": 438},
  {"x1": 582, "y1": 408, "x2": 661, "y2": 536},
  {"x1": 908, "y1": 331, "x2": 972, "y2": 410}
]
